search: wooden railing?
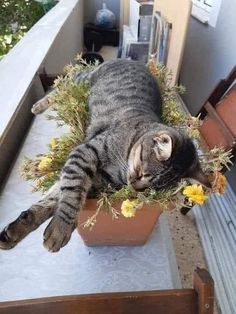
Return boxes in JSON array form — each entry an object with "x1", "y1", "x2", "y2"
[{"x1": 0, "y1": 268, "x2": 214, "y2": 314}]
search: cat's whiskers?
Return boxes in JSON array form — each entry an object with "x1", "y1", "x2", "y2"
[
  {"x1": 114, "y1": 151, "x2": 129, "y2": 171},
  {"x1": 109, "y1": 147, "x2": 129, "y2": 172}
]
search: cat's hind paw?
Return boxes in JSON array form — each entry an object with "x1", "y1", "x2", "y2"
[
  {"x1": 0, "y1": 211, "x2": 35, "y2": 250},
  {"x1": 43, "y1": 215, "x2": 75, "y2": 252},
  {"x1": 31, "y1": 97, "x2": 50, "y2": 115},
  {"x1": 0, "y1": 227, "x2": 18, "y2": 250}
]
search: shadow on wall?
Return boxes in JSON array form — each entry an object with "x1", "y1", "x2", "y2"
[
  {"x1": 180, "y1": 0, "x2": 236, "y2": 194},
  {"x1": 180, "y1": 0, "x2": 236, "y2": 116}
]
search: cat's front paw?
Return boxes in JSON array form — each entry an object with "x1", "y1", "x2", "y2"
[
  {"x1": 43, "y1": 215, "x2": 75, "y2": 252},
  {"x1": 0, "y1": 210, "x2": 35, "y2": 250}
]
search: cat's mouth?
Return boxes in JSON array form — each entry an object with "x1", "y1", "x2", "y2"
[
  {"x1": 127, "y1": 172, "x2": 150, "y2": 192},
  {"x1": 128, "y1": 182, "x2": 146, "y2": 192}
]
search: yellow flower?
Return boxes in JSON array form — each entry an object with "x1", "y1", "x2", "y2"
[
  {"x1": 38, "y1": 156, "x2": 53, "y2": 171},
  {"x1": 50, "y1": 138, "x2": 58, "y2": 149},
  {"x1": 170, "y1": 111, "x2": 181, "y2": 122},
  {"x1": 148, "y1": 60, "x2": 158, "y2": 76},
  {"x1": 212, "y1": 172, "x2": 227, "y2": 195},
  {"x1": 121, "y1": 199, "x2": 138, "y2": 218},
  {"x1": 47, "y1": 171, "x2": 55, "y2": 178},
  {"x1": 183, "y1": 184, "x2": 208, "y2": 205}
]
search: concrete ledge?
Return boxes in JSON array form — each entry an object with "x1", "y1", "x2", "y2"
[{"x1": 0, "y1": 0, "x2": 83, "y2": 188}]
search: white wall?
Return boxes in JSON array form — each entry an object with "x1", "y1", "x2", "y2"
[
  {"x1": 44, "y1": 0, "x2": 84, "y2": 74},
  {"x1": 180, "y1": 0, "x2": 236, "y2": 115},
  {"x1": 180, "y1": 0, "x2": 236, "y2": 192}
]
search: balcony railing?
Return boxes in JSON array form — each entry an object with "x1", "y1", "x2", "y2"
[{"x1": 0, "y1": 0, "x2": 84, "y2": 187}]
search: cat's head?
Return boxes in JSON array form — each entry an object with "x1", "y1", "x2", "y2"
[{"x1": 128, "y1": 127, "x2": 210, "y2": 191}]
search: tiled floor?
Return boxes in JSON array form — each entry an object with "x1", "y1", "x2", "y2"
[{"x1": 0, "y1": 110, "x2": 180, "y2": 302}]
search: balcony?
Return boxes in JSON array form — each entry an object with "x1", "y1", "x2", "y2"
[
  {"x1": 0, "y1": 1, "x2": 235, "y2": 313},
  {"x1": 0, "y1": 0, "x2": 182, "y2": 302}
]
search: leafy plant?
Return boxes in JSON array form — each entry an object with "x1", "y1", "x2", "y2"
[
  {"x1": 21, "y1": 57, "x2": 96, "y2": 191},
  {"x1": 0, "y1": 0, "x2": 47, "y2": 58}
]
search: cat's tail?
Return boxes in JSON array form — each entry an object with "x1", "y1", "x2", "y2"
[
  {"x1": 31, "y1": 67, "x2": 98, "y2": 115},
  {"x1": 74, "y1": 62, "x2": 105, "y2": 85},
  {"x1": 74, "y1": 60, "x2": 117, "y2": 85},
  {"x1": 0, "y1": 183, "x2": 60, "y2": 250},
  {"x1": 31, "y1": 60, "x2": 114, "y2": 115}
]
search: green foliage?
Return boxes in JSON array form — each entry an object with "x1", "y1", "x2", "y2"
[
  {"x1": 21, "y1": 135, "x2": 77, "y2": 192},
  {"x1": 107, "y1": 185, "x2": 179, "y2": 210},
  {"x1": 21, "y1": 57, "x2": 96, "y2": 191},
  {"x1": 148, "y1": 60, "x2": 201, "y2": 139},
  {"x1": 48, "y1": 61, "x2": 93, "y2": 140},
  {"x1": 0, "y1": 0, "x2": 45, "y2": 58}
]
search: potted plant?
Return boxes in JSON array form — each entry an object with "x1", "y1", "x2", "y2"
[{"x1": 21, "y1": 56, "x2": 232, "y2": 246}]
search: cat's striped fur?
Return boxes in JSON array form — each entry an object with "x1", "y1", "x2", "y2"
[{"x1": 0, "y1": 60, "x2": 210, "y2": 252}]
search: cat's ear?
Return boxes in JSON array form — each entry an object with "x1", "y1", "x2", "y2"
[
  {"x1": 189, "y1": 166, "x2": 211, "y2": 188},
  {"x1": 153, "y1": 132, "x2": 173, "y2": 161}
]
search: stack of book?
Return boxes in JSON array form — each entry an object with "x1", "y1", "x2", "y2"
[
  {"x1": 120, "y1": 0, "x2": 154, "y2": 63},
  {"x1": 120, "y1": 0, "x2": 171, "y2": 65},
  {"x1": 149, "y1": 11, "x2": 172, "y2": 65}
]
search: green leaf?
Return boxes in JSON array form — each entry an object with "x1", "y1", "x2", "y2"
[{"x1": 4, "y1": 34, "x2": 12, "y2": 44}]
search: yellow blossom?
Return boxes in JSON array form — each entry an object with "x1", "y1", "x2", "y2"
[
  {"x1": 47, "y1": 171, "x2": 55, "y2": 178},
  {"x1": 212, "y1": 172, "x2": 227, "y2": 195},
  {"x1": 38, "y1": 156, "x2": 53, "y2": 171},
  {"x1": 50, "y1": 138, "x2": 58, "y2": 149},
  {"x1": 148, "y1": 60, "x2": 158, "y2": 76},
  {"x1": 121, "y1": 199, "x2": 138, "y2": 218},
  {"x1": 183, "y1": 184, "x2": 208, "y2": 205}
]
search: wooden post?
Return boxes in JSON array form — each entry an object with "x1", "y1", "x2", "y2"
[
  {"x1": 153, "y1": 0, "x2": 192, "y2": 85},
  {"x1": 194, "y1": 268, "x2": 214, "y2": 314}
]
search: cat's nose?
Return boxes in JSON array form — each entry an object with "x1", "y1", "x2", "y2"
[
  {"x1": 128, "y1": 178, "x2": 136, "y2": 185},
  {"x1": 128, "y1": 174, "x2": 147, "y2": 192},
  {"x1": 128, "y1": 173, "x2": 137, "y2": 185}
]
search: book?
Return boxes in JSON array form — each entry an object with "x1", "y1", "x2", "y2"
[{"x1": 149, "y1": 11, "x2": 172, "y2": 65}]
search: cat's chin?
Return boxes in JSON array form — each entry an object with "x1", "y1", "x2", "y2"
[
  {"x1": 128, "y1": 182, "x2": 147, "y2": 192},
  {"x1": 133, "y1": 187, "x2": 146, "y2": 192}
]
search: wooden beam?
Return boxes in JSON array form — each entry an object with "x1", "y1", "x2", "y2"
[
  {"x1": 0, "y1": 269, "x2": 214, "y2": 314},
  {"x1": 0, "y1": 290, "x2": 197, "y2": 314},
  {"x1": 198, "y1": 66, "x2": 236, "y2": 118},
  {"x1": 204, "y1": 101, "x2": 236, "y2": 147},
  {"x1": 153, "y1": 0, "x2": 192, "y2": 85},
  {"x1": 194, "y1": 268, "x2": 214, "y2": 314},
  {"x1": 208, "y1": 66, "x2": 236, "y2": 108}
]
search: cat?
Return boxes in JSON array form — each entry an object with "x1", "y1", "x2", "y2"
[{"x1": 0, "y1": 59, "x2": 210, "y2": 252}]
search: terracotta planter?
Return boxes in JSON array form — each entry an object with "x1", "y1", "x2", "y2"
[{"x1": 77, "y1": 199, "x2": 169, "y2": 246}]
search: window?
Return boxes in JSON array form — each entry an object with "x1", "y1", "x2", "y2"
[{"x1": 191, "y1": 0, "x2": 222, "y2": 27}]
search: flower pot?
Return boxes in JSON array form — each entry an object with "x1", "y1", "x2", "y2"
[{"x1": 77, "y1": 199, "x2": 169, "y2": 246}]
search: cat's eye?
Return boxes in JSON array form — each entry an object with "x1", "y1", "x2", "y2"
[
  {"x1": 143, "y1": 173, "x2": 151, "y2": 178},
  {"x1": 162, "y1": 137, "x2": 169, "y2": 144}
]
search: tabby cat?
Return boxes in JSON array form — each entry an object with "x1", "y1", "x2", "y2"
[{"x1": 0, "y1": 59, "x2": 210, "y2": 252}]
